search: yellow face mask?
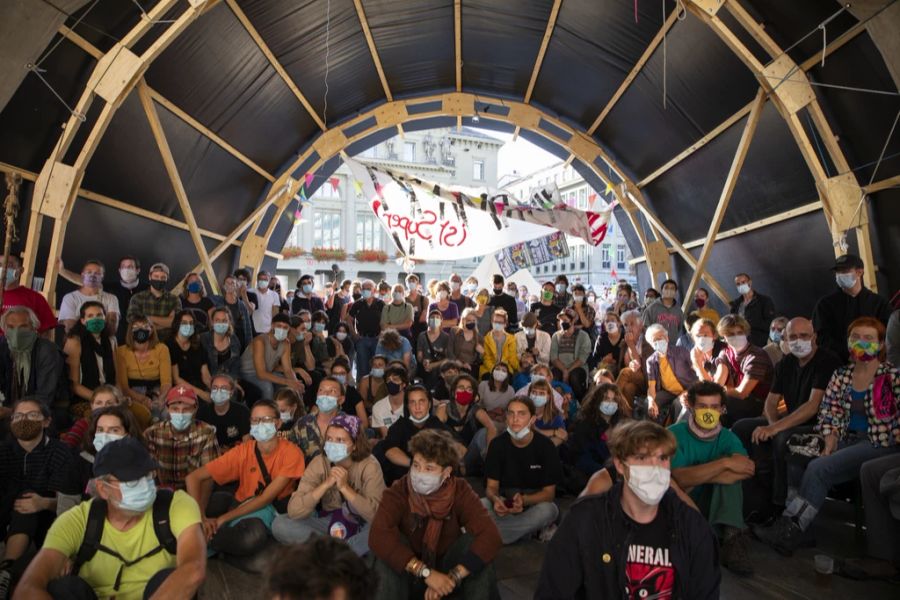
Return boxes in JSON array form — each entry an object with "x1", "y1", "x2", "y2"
[
  {"x1": 476, "y1": 295, "x2": 488, "y2": 306},
  {"x1": 694, "y1": 408, "x2": 721, "y2": 430}
]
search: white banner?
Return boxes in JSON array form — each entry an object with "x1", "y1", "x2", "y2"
[{"x1": 345, "y1": 158, "x2": 614, "y2": 262}]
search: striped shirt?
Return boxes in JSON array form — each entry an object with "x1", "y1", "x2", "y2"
[{"x1": 0, "y1": 434, "x2": 78, "y2": 497}]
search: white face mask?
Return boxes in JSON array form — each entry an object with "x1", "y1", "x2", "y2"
[
  {"x1": 605, "y1": 322, "x2": 618, "y2": 333},
  {"x1": 507, "y1": 425, "x2": 531, "y2": 440},
  {"x1": 694, "y1": 335, "x2": 714, "y2": 353},
  {"x1": 652, "y1": 339, "x2": 668, "y2": 355},
  {"x1": 493, "y1": 370, "x2": 507, "y2": 382},
  {"x1": 410, "y1": 468, "x2": 444, "y2": 495},
  {"x1": 119, "y1": 267, "x2": 137, "y2": 283},
  {"x1": 789, "y1": 339, "x2": 813, "y2": 358},
  {"x1": 726, "y1": 335, "x2": 748, "y2": 352},
  {"x1": 599, "y1": 401, "x2": 618, "y2": 416},
  {"x1": 626, "y1": 464, "x2": 670, "y2": 506},
  {"x1": 736, "y1": 283, "x2": 751, "y2": 295},
  {"x1": 835, "y1": 272, "x2": 857, "y2": 289},
  {"x1": 661, "y1": 288, "x2": 676, "y2": 300}
]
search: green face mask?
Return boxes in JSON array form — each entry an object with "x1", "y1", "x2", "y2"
[
  {"x1": 85, "y1": 317, "x2": 106, "y2": 334},
  {"x1": 542, "y1": 290, "x2": 554, "y2": 302},
  {"x1": 6, "y1": 327, "x2": 37, "y2": 352}
]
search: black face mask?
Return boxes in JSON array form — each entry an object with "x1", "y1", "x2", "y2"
[
  {"x1": 133, "y1": 329, "x2": 152, "y2": 343},
  {"x1": 560, "y1": 322, "x2": 572, "y2": 331},
  {"x1": 493, "y1": 287, "x2": 504, "y2": 296},
  {"x1": 386, "y1": 381, "x2": 403, "y2": 396},
  {"x1": 465, "y1": 322, "x2": 477, "y2": 331},
  {"x1": 150, "y1": 280, "x2": 167, "y2": 291},
  {"x1": 352, "y1": 293, "x2": 361, "y2": 301}
]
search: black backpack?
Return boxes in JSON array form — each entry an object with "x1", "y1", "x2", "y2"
[{"x1": 73, "y1": 489, "x2": 177, "y2": 592}]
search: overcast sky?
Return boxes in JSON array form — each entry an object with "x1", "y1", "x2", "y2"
[{"x1": 487, "y1": 131, "x2": 560, "y2": 182}]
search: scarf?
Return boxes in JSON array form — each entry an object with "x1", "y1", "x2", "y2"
[
  {"x1": 119, "y1": 278, "x2": 140, "y2": 290},
  {"x1": 406, "y1": 475, "x2": 455, "y2": 565},
  {"x1": 79, "y1": 330, "x2": 116, "y2": 387}
]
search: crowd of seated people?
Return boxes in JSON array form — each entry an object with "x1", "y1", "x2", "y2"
[{"x1": 0, "y1": 252, "x2": 897, "y2": 599}]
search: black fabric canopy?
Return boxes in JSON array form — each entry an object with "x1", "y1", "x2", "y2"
[{"x1": 0, "y1": 0, "x2": 897, "y2": 317}]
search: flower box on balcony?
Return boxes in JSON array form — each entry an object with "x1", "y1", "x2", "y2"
[
  {"x1": 311, "y1": 247, "x2": 347, "y2": 261},
  {"x1": 354, "y1": 249, "x2": 389, "y2": 263}
]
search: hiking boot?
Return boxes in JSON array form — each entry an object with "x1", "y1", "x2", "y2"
[
  {"x1": 752, "y1": 516, "x2": 812, "y2": 556},
  {"x1": 0, "y1": 566, "x2": 11, "y2": 600},
  {"x1": 720, "y1": 531, "x2": 754, "y2": 577}
]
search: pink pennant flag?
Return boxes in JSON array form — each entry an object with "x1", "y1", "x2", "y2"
[
  {"x1": 329, "y1": 177, "x2": 340, "y2": 193},
  {"x1": 304, "y1": 173, "x2": 315, "y2": 188}
]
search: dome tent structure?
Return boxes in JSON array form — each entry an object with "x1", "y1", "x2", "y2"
[{"x1": 0, "y1": 0, "x2": 897, "y2": 315}]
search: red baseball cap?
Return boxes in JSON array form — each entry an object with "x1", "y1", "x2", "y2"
[{"x1": 165, "y1": 385, "x2": 198, "y2": 407}]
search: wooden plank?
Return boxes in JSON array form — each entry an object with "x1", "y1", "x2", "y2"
[
  {"x1": 524, "y1": 0, "x2": 563, "y2": 102},
  {"x1": 454, "y1": 0, "x2": 462, "y2": 91},
  {"x1": 723, "y1": 0, "x2": 781, "y2": 57},
  {"x1": 806, "y1": 102, "x2": 852, "y2": 172},
  {"x1": 225, "y1": 0, "x2": 326, "y2": 130},
  {"x1": 138, "y1": 81, "x2": 219, "y2": 293},
  {"x1": 59, "y1": 25, "x2": 102, "y2": 59},
  {"x1": 682, "y1": 88, "x2": 766, "y2": 312},
  {"x1": 120, "y1": 0, "x2": 180, "y2": 48},
  {"x1": 638, "y1": 98, "x2": 756, "y2": 187},
  {"x1": 864, "y1": 173, "x2": 900, "y2": 194},
  {"x1": 352, "y1": 0, "x2": 393, "y2": 101}
]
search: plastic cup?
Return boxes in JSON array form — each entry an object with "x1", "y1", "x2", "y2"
[{"x1": 814, "y1": 554, "x2": 833, "y2": 587}]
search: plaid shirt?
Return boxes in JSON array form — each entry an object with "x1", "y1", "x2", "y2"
[
  {"x1": 288, "y1": 411, "x2": 345, "y2": 464},
  {"x1": 144, "y1": 420, "x2": 220, "y2": 489},
  {"x1": 126, "y1": 289, "x2": 182, "y2": 322}
]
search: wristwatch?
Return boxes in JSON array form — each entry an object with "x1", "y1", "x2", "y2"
[{"x1": 420, "y1": 567, "x2": 432, "y2": 579}]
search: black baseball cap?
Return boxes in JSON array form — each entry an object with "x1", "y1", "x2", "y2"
[
  {"x1": 93, "y1": 437, "x2": 159, "y2": 481},
  {"x1": 831, "y1": 254, "x2": 864, "y2": 271}
]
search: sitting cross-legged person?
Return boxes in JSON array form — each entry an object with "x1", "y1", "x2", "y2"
[
  {"x1": 669, "y1": 381, "x2": 755, "y2": 576},
  {"x1": 369, "y1": 429, "x2": 502, "y2": 600},
  {"x1": 272, "y1": 414, "x2": 384, "y2": 556},
  {"x1": 197, "y1": 373, "x2": 251, "y2": 451},
  {"x1": 435, "y1": 373, "x2": 497, "y2": 476},
  {"x1": 289, "y1": 376, "x2": 346, "y2": 464},
  {"x1": 185, "y1": 400, "x2": 304, "y2": 567},
  {"x1": 14, "y1": 438, "x2": 206, "y2": 600},
  {"x1": 569, "y1": 383, "x2": 629, "y2": 481},
  {"x1": 481, "y1": 396, "x2": 562, "y2": 544}
]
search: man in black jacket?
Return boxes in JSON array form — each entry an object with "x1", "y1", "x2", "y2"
[
  {"x1": 535, "y1": 420, "x2": 719, "y2": 599},
  {"x1": 488, "y1": 274, "x2": 519, "y2": 332},
  {"x1": 729, "y1": 273, "x2": 776, "y2": 348},
  {"x1": 811, "y1": 254, "x2": 891, "y2": 362}
]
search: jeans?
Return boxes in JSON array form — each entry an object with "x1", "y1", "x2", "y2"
[
  {"x1": 240, "y1": 367, "x2": 274, "y2": 401},
  {"x1": 355, "y1": 336, "x2": 379, "y2": 379},
  {"x1": 48, "y1": 568, "x2": 175, "y2": 600},
  {"x1": 786, "y1": 438, "x2": 900, "y2": 530},
  {"x1": 860, "y1": 453, "x2": 900, "y2": 561},
  {"x1": 271, "y1": 513, "x2": 372, "y2": 556},
  {"x1": 732, "y1": 418, "x2": 813, "y2": 506},
  {"x1": 479, "y1": 498, "x2": 558, "y2": 544}
]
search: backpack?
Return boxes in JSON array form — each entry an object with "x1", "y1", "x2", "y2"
[{"x1": 73, "y1": 489, "x2": 177, "y2": 592}]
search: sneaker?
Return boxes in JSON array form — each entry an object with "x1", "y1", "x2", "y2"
[
  {"x1": 0, "y1": 567, "x2": 11, "y2": 600},
  {"x1": 720, "y1": 532, "x2": 754, "y2": 577},
  {"x1": 537, "y1": 523, "x2": 558, "y2": 542},
  {"x1": 752, "y1": 516, "x2": 813, "y2": 556}
]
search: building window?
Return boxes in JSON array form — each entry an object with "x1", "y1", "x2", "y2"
[
  {"x1": 356, "y1": 214, "x2": 383, "y2": 251},
  {"x1": 313, "y1": 210, "x2": 341, "y2": 248},
  {"x1": 403, "y1": 142, "x2": 416, "y2": 162},
  {"x1": 616, "y1": 244, "x2": 626, "y2": 269},
  {"x1": 579, "y1": 188, "x2": 586, "y2": 208},
  {"x1": 580, "y1": 262, "x2": 586, "y2": 269},
  {"x1": 358, "y1": 146, "x2": 377, "y2": 158},
  {"x1": 601, "y1": 244, "x2": 611, "y2": 269},
  {"x1": 473, "y1": 160, "x2": 485, "y2": 181}
]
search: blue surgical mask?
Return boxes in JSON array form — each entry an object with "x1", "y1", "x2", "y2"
[
  {"x1": 370, "y1": 368, "x2": 385, "y2": 378},
  {"x1": 169, "y1": 412, "x2": 193, "y2": 431},
  {"x1": 5, "y1": 268, "x2": 18, "y2": 285},
  {"x1": 770, "y1": 329, "x2": 783, "y2": 343},
  {"x1": 530, "y1": 394, "x2": 548, "y2": 408},
  {"x1": 333, "y1": 374, "x2": 347, "y2": 385},
  {"x1": 210, "y1": 389, "x2": 231, "y2": 405},
  {"x1": 178, "y1": 323, "x2": 194, "y2": 338},
  {"x1": 250, "y1": 422, "x2": 277, "y2": 442},
  {"x1": 302, "y1": 284, "x2": 313, "y2": 294},
  {"x1": 492, "y1": 322, "x2": 505, "y2": 332},
  {"x1": 313, "y1": 322, "x2": 326, "y2": 333},
  {"x1": 116, "y1": 476, "x2": 157, "y2": 513},
  {"x1": 361, "y1": 289, "x2": 372, "y2": 299},
  {"x1": 531, "y1": 374, "x2": 546, "y2": 383},
  {"x1": 317, "y1": 395, "x2": 339, "y2": 413},
  {"x1": 213, "y1": 323, "x2": 229, "y2": 335},
  {"x1": 324, "y1": 441, "x2": 350, "y2": 463},
  {"x1": 186, "y1": 282, "x2": 202, "y2": 293},
  {"x1": 273, "y1": 327, "x2": 289, "y2": 342},
  {"x1": 93, "y1": 432, "x2": 124, "y2": 453}
]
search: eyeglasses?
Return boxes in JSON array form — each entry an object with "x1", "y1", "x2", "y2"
[
  {"x1": 210, "y1": 387, "x2": 232, "y2": 393},
  {"x1": 11, "y1": 411, "x2": 44, "y2": 422},
  {"x1": 250, "y1": 416, "x2": 279, "y2": 425}
]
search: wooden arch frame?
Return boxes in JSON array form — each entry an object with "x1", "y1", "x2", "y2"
[{"x1": 15, "y1": 0, "x2": 891, "y2": 308}]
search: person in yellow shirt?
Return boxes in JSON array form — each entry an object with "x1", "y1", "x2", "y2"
[
  {"x1": 479, "y1": 309, "x2": 518, "y2": 379},
  {"x1": 15, "y1": 437, "x2": 206, "y2": 600},
  {"x1": 643, "y1": 324, "x2": 699, "y2": 425},
  {"x1": 692, "y1": 288, "x2": 721, "y2": 325}
]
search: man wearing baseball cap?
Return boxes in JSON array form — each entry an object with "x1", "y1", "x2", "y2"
[
  {"x1": 811, "y1": 254, "x2": 891, "y2": 362},
  {"x1": 15, "y1": 437, "x2": 206, "y2": 600},
  {"x1": 144, "y1": 385, "x2": 220, "y2": 490}
]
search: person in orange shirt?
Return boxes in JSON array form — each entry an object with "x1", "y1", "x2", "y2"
[{"x1": 185, "y1": 400, "x2": 304, "y2": 564}]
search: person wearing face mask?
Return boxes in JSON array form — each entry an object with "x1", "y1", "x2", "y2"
[
  {"x1": 210, "y1": 274, "x2": 254, "y2": 350},
  {"x1": 274, "y1": 414, "x2": 384, "y2": 555},
  {"x1": 417, "y1": 309, "x2": 451, "y2": 389},
  {"x1": 288, "y1": 313, "x2": 316, "y2": 385},
  {"x1": 0, "y1": 398, "x2": 79, "y2": 595},
  {"x1": 332, "y1": 320, "x2": 355, "y2": 365},
  {"x1": 126, "y1": 262, "x2": 181, "y2": 342},
  {"x1": 114, "y1": 317, "x2": 172, "y2": 418},
  {"x1": 246, "y1": 270, "x2": 281, "y2": 336},
  {"x1": 370, "y1": 366, "x2": 409, "y2": 438},
  {"x1": 290, "y1": 376, "x2": 348, "y2": 464},
  {"x1": 549, "y1": 308, "x2": 591, "y2": 401},
  {"x1": 643, "y1": 324, "x2": 697, "y2": 425},
  {"x1": 403, "y1": 274, "x2": 429, "y2": 345},
  {"x1": 728, "y1": 272, "x2": 776, "y2": 348},
  {"x1": 199, "y1": 307, "x2": 242, "y2": 381},
  {"x1": 692, "y1": 287, "x2": 720, "y2": 325},
  {"x1": 668, "y1": 382, "x2": 755, "y2": 576},
  {"x1": 730, "y1": 318, "x2": 841, "y2": 514},
  {"x1": 58, "y1": 259, "x2": 120, "y2": 336},
  {"x1": 479, "y1": 309, "x2": 518, "y2": 380},
  {"x1": 381, "y1": 283, "x2": 414, "y2": 339},
  {"x1": 326, "y1": 278, "x2": 351, "y2": 336},
  {"x1": 755, "y1": 317, "x2": 900, "y2": 556},
  {"x1": 430, "y1": 360, "x2": 461, "y2": 402},
  {"x1": 641, "y1": 279, "x2": 684, "y2": 346},
  {"x1": 177, "y1": 273, "x2": 214, "y2": 334},
  {"x1": 0, "y1": 306, "x2": 65, "y2": 412},
  {"x1": 0, "y1": 254, "x2": 57, "y2": 337},
  {"x1": 488, "y1": 274, "x2": 519, "y2": 331},
  {"x1": 506, "y1": 281, "x2": 527, "y2": 321},
  {"x1": 17, "y1": 437, "x2": 206, "y2": 600},
  {"x1": 551, "y1": 276, "x2": 572, "y2": 310},
  {"x1": 589, "y1": 311, "x2": 624, "y2": 373},
  {"x1": 537, "y1": 420, "x2": 719, "y2": 598},
  {"x1": 144, "y1": 386, "x2": 219, "y2": 490},
  {"x1": 569, "y1": 283, "x2": 596, "y2": 341},
  {"x1": 62, "y1": 384, "x2": 144, "y2": 449},
  {"x1": 291, "y1": 274, "x2": 325, "y2": 316},
  {"x1": 471, "y1": 286, "x2": 495, "y2": 336},
  {"x1": 348, "y1": 279, "x2": 385, "y2": 379},
  {"x1": 448, "y1": 272, "x2": 475, "y2": 316},
  {"x1": 427, "y1": 281, "x2": 460, "y2": 332},
  {"x1": 811, "y1": 254, "x2": 892, "y2": 363},
  {"x1": 197, "y1": 374, "x2": 251, "y2": 450},
  {"x1": 329, "y1": 357, "x2": 368, "y2": 430},
  {"x1": 379, "y1": 386, "x2": 459, "y2": 486},
  {"x1": 62, "y1": 301, "x2": 117, "y2": 404},
  {"x1": 688, "y1": 317, "x2": 726, "y2": 382},
  {"x1": 530, "y1": 281, "x2": 561, "y2": 334},
  {"x1": 239, "y1": 313, "x2": 305, "y2": 403},
  {"x1": 308, "y1": 310, "x2": 346, "y2": 374},
  {"x1": 273, "y1": 387, "x2": 306, "y2": 434},
  {"x1": 713, "y1": 314, "x2": 775, "y2": 426},
  {"x1": 674, "y1": 311, "x2": 700, "y2": 351},
  {"x1": 167, "y1": 310, "x2": 212, "y2": 403},
  {"x1": 370, "y1": 428, "x2": 502, "y2": 599},
  {"x1": 76, "y1": 406, "x2": 143, "y2": 496},
  {"x1": 482, "y1": 397, "x2": 562, "y2": 544},
  {"x1": 529, "y1": 379, "x2": 568, "y2": 447},
  {"x1": 515, "y1": 312, "x2": 551, "y2": 365},
  {"x1": 762, "y1": 316, "x2": 789, "y2": 366},
  {"x1": 437, "y1": 373, "x2": 497, "y2": 476},
  {"x1": 478, "y1": 362, "x2": 516, "y2": 430},
  {"x1": 570, "y1": 384, "x2": 627, "y2": 481},
  {"x1": 186, "y1": 400, "x2": 303, "y2": 565},
  {"x1": 448, "y1": 308, "x2": 483, "y2": 373}
]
